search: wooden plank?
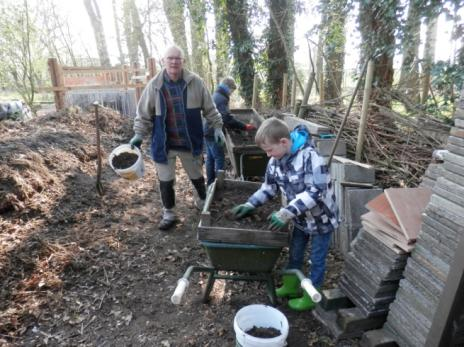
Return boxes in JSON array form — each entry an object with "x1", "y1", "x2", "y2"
[
  {"x1": 384, "y1": 187, "x2": 432, "y2": 241},
  {"x1": 197, "y1": 225, "x2": 289, "y2": 247},
  {"x1": 365, "y1": 193, "x2": 400, "y2": 229}
]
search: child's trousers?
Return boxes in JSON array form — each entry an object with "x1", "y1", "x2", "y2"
[{"x1": 287, "y1": 226, "x2": 333, "y2": 288}]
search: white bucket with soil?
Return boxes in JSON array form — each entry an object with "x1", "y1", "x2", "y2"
[
  {"x1": 234, "y1": 304, "x2": 289, "y2": 347},
  {"x1": 109, "y1": 144, "x2": 144, "y2": 180}
]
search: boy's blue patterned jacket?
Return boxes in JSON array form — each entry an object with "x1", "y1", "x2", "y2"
[{"x1": 248, "y1": 125, "x2": 339, "y2": 235}]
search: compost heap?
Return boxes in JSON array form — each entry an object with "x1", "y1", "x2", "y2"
[{"x1": 0, "y1": 107, "x2": 346, "y2": 346}]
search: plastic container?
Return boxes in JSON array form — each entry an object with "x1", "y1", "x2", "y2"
[
  {"x1": 234, "y1": 305, "x2": 289, "y2": 347},
  {"x1": 108, "y1": 144, "x2": 144, "y2": 180}
]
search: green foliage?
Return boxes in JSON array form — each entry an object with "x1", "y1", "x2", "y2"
[
  {"x1": 429, "y1": 60, "x2": 463, "y2": 107},
  {"x1": 0, "y1": 1, "x2": 45, "y2": 106}
]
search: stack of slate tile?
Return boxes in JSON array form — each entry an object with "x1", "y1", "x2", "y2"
[
  {"x1": 339, "y1": 187, "x2": 431, "y2": 318},
  {"x1": 339, "y1": 228, "x2": 408, "y2": 317},
  {"x1": 381, "y1": 97, "x2": 464, "y2": 346}
]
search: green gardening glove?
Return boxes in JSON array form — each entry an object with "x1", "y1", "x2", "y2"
[
  {"x1": 129, "y1": 134, "x2": 143, "y2": 149},
  {"x1": 231, "y1": 202, "x2": 255, "y2": 219},
  {"x1": 268, "y1": 209, "x2": 293, "y2": 231}
]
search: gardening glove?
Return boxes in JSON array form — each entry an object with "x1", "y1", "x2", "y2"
[
  {"x1": 268, "y1": 209, "x2": 293, "y2": 231},
  {"x1": 214, "y1": 128, "x2": 226, "y2": 146},
  {"x1": 244, "y1": 124, "x2": 256, "y2": 131},
  {"x1": 231, "y1": 202, "x2": 255, "y2": 219},
  {"x1": 129, "y1": 134, "x2": 143, "y2": 149}
]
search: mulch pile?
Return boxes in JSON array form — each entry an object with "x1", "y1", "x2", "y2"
[{"x1": 0, "y1": 106, "x2": 354, "y2": 346}]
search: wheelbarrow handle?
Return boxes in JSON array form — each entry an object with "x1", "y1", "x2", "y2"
[
  {"x1": 300, "y1": 278, "x2": 321, "y2": 303},
  {"x1": 171, "y1": 278, "x2": 190, "y2": 305}
]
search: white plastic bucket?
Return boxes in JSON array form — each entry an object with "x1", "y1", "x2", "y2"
[
  {"x1": 108, "y1": 144, "x2": 144, "y2": 180},
  {"x1": 234, "y1": 305, "x2": 289, "y2": 347}
]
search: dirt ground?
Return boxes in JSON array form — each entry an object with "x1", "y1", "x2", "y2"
[{"x1": 0, "y1": 107, "x2": 358, "y2": 346}]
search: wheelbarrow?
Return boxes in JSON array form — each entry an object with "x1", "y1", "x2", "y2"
[{"x1": 170, "y1": 173, "x2": 321, "y2": 306}]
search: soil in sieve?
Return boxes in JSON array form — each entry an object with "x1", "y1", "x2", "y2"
[
  {"x1": 246, "y1": 326, "x2": 281, "y2": 338},
  {"x1": 209, "y1": 184, "x2": 286, "y2": 231},
  {"x1": 229, "y1": 129, "x2": 257, "y2": 146},
  {"x1": 112, "y1": 152, "x2": 138, "y2": 169}
]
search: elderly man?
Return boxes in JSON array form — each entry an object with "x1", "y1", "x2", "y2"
[{"x1": 130, "y1": 45, "x2": 225, "y2": 231}]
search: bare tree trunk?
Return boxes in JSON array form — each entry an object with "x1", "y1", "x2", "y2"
[
  {"x1": 398, "y1": 0, "x2": 421, "y2": 101},
  {"x1": 162, "y1": 0, "x2": 190, "y2": 68},
  {"x1": 112, "y1": 0, "x2": 125, "y2": 65},
  {"x1": 213, "y1": 0, "x2": 230, "y2": 83},
  {"x1": 224, "y1": 0, "x2": 255, "y2": 105},
  {"x1": 83, "y1": 0, "x2": 111, "y2": 66},
  {"x1": 267, "y1": 0, "x2": 294, "y2": 108},
  {"x1": 188, "y1": 0, "x2": 207, "y2": 77},
  {"x1": 359, "y1": 0, "x2": 398, "y2": 110},
  {"x1": 129, "y1": 0, "x2": 149, "y2": 65},
  {"x1": 322, "y1": 0, "x2": 347, "y2": 107},
  {"x1": 123, "y1": 0, "x2": 138, "y2": 65},
  {"x1": 316, "y1": 27, "x2": 325, "y2": 104},
  {"x1": 421, "y1": 16, "x2": 438, "y2": 104}
]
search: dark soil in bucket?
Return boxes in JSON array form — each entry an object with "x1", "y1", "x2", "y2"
[
  {"x1": 246, "y1": 326, "x2": 281, "y2": 338},
  {"x1": 210, "y1": 184, "x2": 287, "y2": 231},
  {"x1": 112, "y1": 152, "x2": 138, "y2": 169}
]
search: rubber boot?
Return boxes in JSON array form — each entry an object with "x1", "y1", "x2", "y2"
[
  {"x1": 191, "y1": 177, "x2": 206, "y2": 210},
  {"x1": 159, "y1": 180, "x2": 177, "y2": 230},
  {"x1": 288, "y1": 291, "x2": 316, "y2": 311},
  {"x1": 190, "y1": 177, "x2": 206, "y2": 200},
  {"x1": 275, "y1": 275, "x2": 300, "y2": 298},
  {"x1": 159, "y1": 180, "x2": 175, "y2": 209}
]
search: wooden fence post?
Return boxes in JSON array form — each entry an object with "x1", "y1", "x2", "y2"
[
  {"x1": 123, "y1": 65, "x2": 129, "y2": 90},
  {"x1": 355, "y1": 59, "x2": 375, "y2": 162},
  {"x1": 297, "y1": 72, "x2": 315, "y2": 118},
  {"x1": 147, "y1": 57, "x2": 156, "y2": 80},
  {"x1": 252, "y1": 74, "x2": 258, "y2": 109},
  {"x1": 48, "y1": 58, "x2": 65, "y2": 110},
  {"x1": 132, "y1": 62, "x2": 143, "y2": 102},
  {"x1": 282, "y1": 73, "x2": 288, "y2": 108},
  {"x1": 290, "y1": 76, "x2": 296, "y2": 108}
]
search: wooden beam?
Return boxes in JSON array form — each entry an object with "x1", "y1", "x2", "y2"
[
  {"x1": 297, "y1": 72, "x2": 315, "y2": 118},
  {"x1": 252, "y1": 74, "x2": 258, "y2": 109},
  {"x1": 355, "y1": 59, "x2": 375, "y2": 162},
  {"x1": 47, "y1": 58, "x2": 65, "y2": 110},
  {"x1": 290, "y1": 76, "x2": 297, "y2": 108},
  {"x1": 282, "y1": 73, "x2": 288, "y2": 108}
]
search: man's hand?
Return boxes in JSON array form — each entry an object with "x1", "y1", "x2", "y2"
[
  {"x1": 129, "y1": 134, "x2": 143, "y2": 149},
  {"x1": 214, "y1": 128, "x2": 226, "y2": 146},
  {"x1": 268, "y1": 209, "x2": 293, "y2": 231},
  {"x1": 230, "y1": 202, "x2": 255, "y2": 219},
  {"x1": 244, "y1": 124, "x2": 256, "y2": 131}
]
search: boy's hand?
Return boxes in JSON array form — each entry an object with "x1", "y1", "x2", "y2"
[
  {"x1": 230, "y1": 202, "x2": 255, "y2": 218},
  {"x1": 268, "y1": 209, "x2": 293, "y2": 231}
]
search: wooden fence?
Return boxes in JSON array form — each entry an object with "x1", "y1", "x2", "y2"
[{"x1": 47, "y1": 57, "x2": 157, "y2": 111}]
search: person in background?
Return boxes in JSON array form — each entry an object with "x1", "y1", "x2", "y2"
[
  {"x1": 231, "y1": 117, "x2": 339, "y2": 311},
  {"x1": 130, "y1": 45, "x2": 225, "y2": 231},
  {"x1": 204, "y1": 77, "x2": 256, "y2": 186}
]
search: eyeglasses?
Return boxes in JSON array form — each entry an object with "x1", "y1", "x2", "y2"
[{"x1": 166, "y1": 57, "x2": 183, "y2": 62}]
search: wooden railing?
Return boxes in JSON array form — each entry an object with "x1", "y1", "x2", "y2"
[{"x1": 47, "y1": 57, "x2": 157, "y2": 111}]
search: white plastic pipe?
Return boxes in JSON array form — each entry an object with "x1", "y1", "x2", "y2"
[
  {"x1": 170, "y1": 278, "x2": 190, "y2": 305},
  {"x1": 300, "y1": 278, "x2": 321, "y2": 303}
]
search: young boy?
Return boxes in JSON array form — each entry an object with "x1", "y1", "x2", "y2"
[{"x1": 231, "y1": 117, "x2": 339, "y2": 311}]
